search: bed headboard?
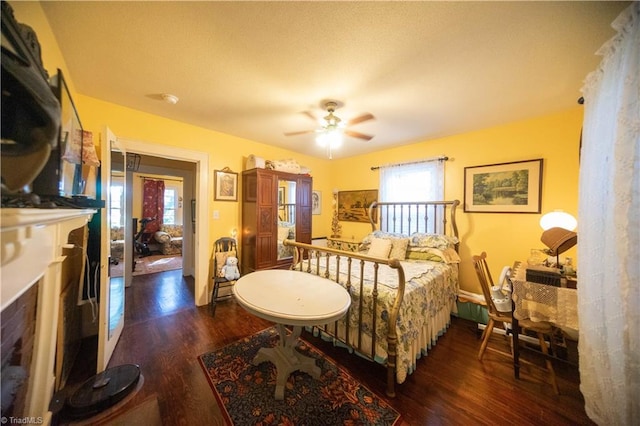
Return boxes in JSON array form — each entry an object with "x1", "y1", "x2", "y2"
[{"x1": 367, "y1": 200, "x2": 460, "y2": 239}]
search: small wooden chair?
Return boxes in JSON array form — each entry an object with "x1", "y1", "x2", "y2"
[
  {"x1": 211, "y1": 237, "x2": 239, "y2": 315},
  {"x1": 473, "y1": 252, "x2": 559, "y2": 394}
]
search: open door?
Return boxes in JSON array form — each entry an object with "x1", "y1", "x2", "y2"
[{"x1": 97, "y1": 126, "x2": 125, "y2": 371}]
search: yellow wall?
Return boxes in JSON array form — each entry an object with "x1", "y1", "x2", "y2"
[
  {"x1": 76, "y1": 94, "x2": 333, "y2": 247},
  {"x1": 15, "y1": 2, "x2": 582, "y2": 294},
  {"x1": 12, "y1": 1, "x2": 334, "y2": 245},
  {"x1": 11, "y1": 2, "x2": 73, "y2": 91},
  {"x1": 330, "y1": 108, "x2": 582, "y2": 292}
]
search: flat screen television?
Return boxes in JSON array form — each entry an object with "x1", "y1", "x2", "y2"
[
  {"x1": 31, "y1": 69, "x2": 85, "y2": 199},
  {"x1": 1, "y1": 0, "x2": 60, "y2": 196}
]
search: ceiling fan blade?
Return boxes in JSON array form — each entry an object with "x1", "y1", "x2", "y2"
[
  {"x1": 302, "y1": 111, "x2": 318, "y2": 122},
  {"x1": 284, "y1": 130, "x2": 314, "y2": 137},
  {"x1": 344, "y1": 130, "x2": 373, "y2": 141},
  {"x1": 347, "y1": 113, "x2": 374, "y2": 126}
]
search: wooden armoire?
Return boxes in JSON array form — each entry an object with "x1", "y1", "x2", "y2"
[{"x1": 241, "y1": 168, "x2": 312, "y2": 273}]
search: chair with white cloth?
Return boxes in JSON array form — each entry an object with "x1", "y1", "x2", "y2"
[{"x1": 473, "y1": 252, "x2": 559, "y2": 394}]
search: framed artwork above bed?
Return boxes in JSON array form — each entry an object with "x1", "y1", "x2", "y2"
[
  {"x1": 338, "y1": 190, "x2": 378, "y2": 223},
  {"x1": 464, "y1": 158, "x2": 543, "y2": 213}
]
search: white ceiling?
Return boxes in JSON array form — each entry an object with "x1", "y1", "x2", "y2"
[{"x1": 40, "y1": 1, "x2": 628, "y2": 160}]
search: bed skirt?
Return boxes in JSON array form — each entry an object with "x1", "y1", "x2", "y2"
[{"x1": 309, "y1": 298, "x2": 456, "y2": 384}]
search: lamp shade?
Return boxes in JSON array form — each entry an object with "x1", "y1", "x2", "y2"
[
  {"x1": 316, "y1": 129, "x2": 343, "y2": 148},
  {"x1": 540, "y1": 211, "x2": 577, "y2": 231},
  {"x1": 541, "y1": 227, "x2": 578, "y2": 255}
]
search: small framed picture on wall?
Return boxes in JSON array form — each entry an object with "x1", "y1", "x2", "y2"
[
  {"x1": 312, "y1": 190, "x2": 321, "y2": 215},
  {"x1": 214, "y1": 168, "x2": 238, "y2": 201}
]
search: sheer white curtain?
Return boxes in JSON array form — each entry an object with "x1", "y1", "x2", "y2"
[
  {"x1": 379, "y1": 160, "x2": 444, "y2": 201},
  {"x1": 379, "y1": 159, "x2": 444, "y2": 233},
  {"x1": 578, "y1": 3, "x2": 639, "y2": 424}
]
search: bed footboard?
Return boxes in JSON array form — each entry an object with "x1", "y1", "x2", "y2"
[{"x1": 284, "y1": 240, "x2": 405, "y2": 398}]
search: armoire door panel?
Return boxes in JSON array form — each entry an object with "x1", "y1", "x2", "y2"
[
  {"x1": 242, "y1": 168, "x2": 312, "y2": 272},
  {"x1": 297, "y1": 178, "x2": 312, "y2": 207},
  {"x1": 256, "y1": 235, "x2": 274, "y2": 268},
  {"x1": 244, "y1": 175, "x2": 257, "y2": 202},
  {"x1": 258, "y1": 207, "x2": 274, "y2": 234},
  {"x1": 257, "y1": 172, "x2": 276, "y2": 205}
]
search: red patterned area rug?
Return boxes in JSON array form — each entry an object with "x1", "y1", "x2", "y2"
[{"x1": 198, "y1": 327, "x2": 401, "y2": 426}]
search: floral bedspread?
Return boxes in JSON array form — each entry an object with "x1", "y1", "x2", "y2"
[{"x1": 315, "y1": 256, "x2": 459, "y2": 383}]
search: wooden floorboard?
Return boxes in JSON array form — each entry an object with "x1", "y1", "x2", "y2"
[{"x1": 63, "y1": 269, "x2": 594, "y2": 425}]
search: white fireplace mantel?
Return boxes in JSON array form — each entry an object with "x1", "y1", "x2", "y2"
[{"x1": 1, "y1": 207, "x2": 95, "y2": 423}]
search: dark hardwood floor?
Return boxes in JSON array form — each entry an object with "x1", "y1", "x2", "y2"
[{"x1": 64, "y1": 269, "x2": 594, "y2": 425}]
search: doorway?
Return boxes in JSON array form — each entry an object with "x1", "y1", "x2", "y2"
[
  {"x1": 110, "y1": 165, "x2": 188, "y2": 279},
  {"x1": 98, "y1": 134, "x2": 210, "y2": 372},
  {"x1": 112, "y1": 138, "x2": 210, "y2": 306}
]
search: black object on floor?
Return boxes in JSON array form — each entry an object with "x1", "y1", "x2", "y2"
[{"x1": 65, "y1": 364, "x2": 141, "y2": 419}]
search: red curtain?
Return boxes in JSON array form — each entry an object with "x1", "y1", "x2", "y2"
[{"x1": 142, "y1": 179, "x2": 164, "y2": 233}]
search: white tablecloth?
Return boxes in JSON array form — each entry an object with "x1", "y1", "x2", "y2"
[{"x1": 512, "y1": 262, "x2": 578, "y2": 335}]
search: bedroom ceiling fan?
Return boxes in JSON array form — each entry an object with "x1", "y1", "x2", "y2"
[{"x1": 284, "y1": 100, "x2": 375, "y2": 158}]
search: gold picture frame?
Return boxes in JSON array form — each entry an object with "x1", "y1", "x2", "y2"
[
  {"x1": 338, "y1": 190, "x2": 378, "y2": 223},
  {"x1": 463, "y1": 158, "x2": 543, "y2": 213},
  {"x1": 214, "y1": 168, "x2": 238, "y2": 201}
]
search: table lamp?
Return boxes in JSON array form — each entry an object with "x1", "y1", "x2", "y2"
[{"x1": 539, "y1": 211, "x2": 577, "y2": 267}]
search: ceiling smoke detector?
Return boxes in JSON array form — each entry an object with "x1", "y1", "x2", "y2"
[{"x1": 162, "y1": 93, "x2": 179, "y2": 105}]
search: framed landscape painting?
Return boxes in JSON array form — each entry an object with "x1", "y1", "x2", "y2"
[
  {"x1": 338, "y1": 190, "x2": 378, "y2": 223},
  {"x1": 464, "y1": 159, "x2": 543, "y2": 213}
]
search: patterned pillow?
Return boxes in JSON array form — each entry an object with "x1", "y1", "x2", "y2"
[
  {"x1": 154, "y1": 231, "x2": 171, "y2": 244},
  {"x1": 110, "y1": 226, "x2": 125, "y2": 241},
  {"x1": 410, "y1": 233, "x2": 459, "y2": 251},
  {"x1": 406, "y1": 247, "x2": 461, "y2": 263},
  {"x1": 389, "y1": 238, "x2": 410, "y2": 259},
  {"x1": 162, "y1": 225, "x2": 183, "y2": 238},
  {"x1": 406, "y1": 250, "x2": 444, "y2": 262},
  {"x1": 360, "y1": 230, "x2": 407, "y2": 251}
]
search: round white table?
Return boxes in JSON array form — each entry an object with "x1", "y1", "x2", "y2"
[{"x1": 233, "y1": 269, "x2": 351, "y2": 400}]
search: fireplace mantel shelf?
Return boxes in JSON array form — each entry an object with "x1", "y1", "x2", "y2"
[{"x1": 1, "y1": 208, "x2": 95, "y2": 311}]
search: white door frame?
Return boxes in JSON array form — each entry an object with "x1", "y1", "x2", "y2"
[{"x1": 118, "y1": 138, "x2": 210, "y2": 306}]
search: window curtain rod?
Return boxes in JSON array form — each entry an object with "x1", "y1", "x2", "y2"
[
  {"x1": 139, "y1": 175, "x2": 183, "y2": 183},
  {"x1": 370, "y1": 155, "x2": 449, "y2": 171}
]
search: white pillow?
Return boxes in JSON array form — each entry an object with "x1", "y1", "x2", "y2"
[
  {"x1": 154, "y1": 231, "x2": 171, "y2": 244},
  {"x1": 277, "y1": 227, "x2": 290, "y2": 241},
  {"x1": 367, "y1": 237, "x2": 392, "y2": 258}
]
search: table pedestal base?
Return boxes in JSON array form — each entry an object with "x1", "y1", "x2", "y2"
[{"x1": 252, "y1": 324, "x2": 320, "y2": 400}]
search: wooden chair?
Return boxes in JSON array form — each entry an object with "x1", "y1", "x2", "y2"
[
  {"x1": 473, "y1": 252, "x2": 559, "y2": 394},
  {"x1": 211, "y1": 237, "x2": 239, "y2": 315}
]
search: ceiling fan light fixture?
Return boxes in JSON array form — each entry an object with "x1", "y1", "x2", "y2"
[
  {"x1": 315, "y1": 128, "x2": 343, "y2": 148},
  {"x1": 284, "y1": 99, "x2": 374, "y2": 158}
]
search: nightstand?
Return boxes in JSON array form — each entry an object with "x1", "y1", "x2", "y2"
[{"x1": 326, "y1": 237, "x2": 360, "y2": 252}]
